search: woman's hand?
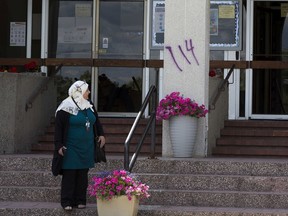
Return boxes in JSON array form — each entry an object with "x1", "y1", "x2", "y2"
[
  {"x1": 58, "y1": 146, "x2": 66, "y2": 156},
  {"x1": 98, "y1": 136, "x2": 106, "y2": 148}
]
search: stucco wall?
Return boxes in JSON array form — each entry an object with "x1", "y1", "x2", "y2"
[{"x1": 0, "y1": 73, "x2": 57, "y2": 154}]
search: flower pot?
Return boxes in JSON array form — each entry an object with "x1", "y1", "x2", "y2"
[
  {"x1": 169, "y1": 116, "x2": 198, "y2": 157},
  {"x1": 97, "y1": 196, "x2": 139, "y2": 216}
]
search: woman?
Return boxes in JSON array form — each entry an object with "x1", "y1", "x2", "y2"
[{"x1": 54, "y1": 80, "x2": 105, "y2": 211}]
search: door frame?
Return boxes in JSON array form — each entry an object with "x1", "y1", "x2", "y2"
[
  {"x1": 246, "y1": 0, "x2": 288, "y2": 120},
  {"x1": 26, "y1": 0, "x2": 49, "y2": 74},
  {"x1": 38, "y1": 0, "x2": 150, "y2": 118}
]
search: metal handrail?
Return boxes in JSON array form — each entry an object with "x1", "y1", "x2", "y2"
[
  {"x1": 209, "y1": 64, "x2": 235, "y2": 110},
  {"x1": 124, "y1": 85, "x2": 157, "y2": 172},
  {"x1": 25, "y1": 64, "x2": 63, "y2": 111}
]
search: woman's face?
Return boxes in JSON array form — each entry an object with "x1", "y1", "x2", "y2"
[{"x1": 83, "y1": 89, "x2": 90, "y2": 100}]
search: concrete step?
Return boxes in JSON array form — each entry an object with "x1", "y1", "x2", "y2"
[
  {"x1": 213, "y1": 120, "x2": 288, "y2": 157},
  {"x1": 2, "y1": 155, "x2": 288, "y2": 176},
  {"x1": 31, "y1": 143, "x2": 162, "y2": 155},
  {"x1": 2, "y1": 171, "x2": 288, "y2": 193},
  {"x1": 216, "y1": 136, "x2": 288, "y2": 146},
  {"x1": 2, "y1": 155, "x2": 288, "y2": 213},
  {"x1": 1, "y1": 202, "x2": 288, "y2": 216},
  {"x1": 224, "y1": 120, "x2": 288, "y2": 128},
  {"x1": 34, "y1": 117, "x2": 163, "y2": 155},
  {"x1": 212, "y1": 146, "x2": 288, "y2": 157},
  {"x1": 220, "y1": 128, "x2": 288, "y2": 137},
  {"x1": 1, "y1": 186, "x2": 288, "y2": 208}
]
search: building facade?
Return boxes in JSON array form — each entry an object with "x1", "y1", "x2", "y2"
[{"x1": 1, "y1": 0, "x2": 288, "y2": 155}]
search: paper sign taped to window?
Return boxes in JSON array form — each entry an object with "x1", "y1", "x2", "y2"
[
  {"x1": 10, "y1": 22, "x2": 26, "y2": 46},
  {"x1": 281, "y1": 3, "x2": 288, "y2": 17},
  {"x1": 219, "y1": 5, "x2": 235, "y2": 19},
  {"x1": 75, "y1": 4, "x2": 91, "y2": 17}
]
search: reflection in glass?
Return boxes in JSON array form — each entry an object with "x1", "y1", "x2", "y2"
[
  {"x1": 48, "y1": 0, "x2": 93, "y2": 104},
  {"x1": 98, "y1": 67, "x2": 142, "y2": 112},
  {"x1": 98, "y1": 1, "x2": 144, "y2": 59},
  {"x1": 0, "y1": 0, "x2": 27, "y2": 59},
  {"x1": 253, "y1": 1, "x2": 288, "y2": 115},
  {"x1": 97, "y1": 1, "x2": 144, "y2": 113},
  {"x1": 239, "y1": 69, "x2": 245, "y2": 117}
]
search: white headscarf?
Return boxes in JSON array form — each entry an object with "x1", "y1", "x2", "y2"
[{"x1": 55, "y1": 80, "x2": 93, "y2": 115}]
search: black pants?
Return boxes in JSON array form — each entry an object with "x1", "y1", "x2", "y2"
[{"x1": 61, "y1": 169, "x2": 89, "y2": 208}]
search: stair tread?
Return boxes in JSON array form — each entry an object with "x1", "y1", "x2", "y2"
[
  {"x1": 0, "y1": 201, "x2": 288, "y2": 214},
  {"x1": 212, "y1": 146, "x2": 288, "y2": 157},
  {"x1": 3, "y1": 185, "x2": 288, "y2": 194},
  {"x1": 2, "y1": 155, "x2": 288, "y2": 211},
  {"x1": 224, "y1": 120, "x2": 288, "y2": 128},
  {"x1": 33, "y1": 117, "x2": 162, "y2": 154},
  {"x1": 213, "y1": 120, "x2": 288, "y2": 157},
  {"x1": 2, "y1": 170, "x2": 288, "y2": 178}
]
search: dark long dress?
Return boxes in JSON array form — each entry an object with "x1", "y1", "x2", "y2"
[{"x1": 62, "y1": 108, "x2": 96, "y2": 169}]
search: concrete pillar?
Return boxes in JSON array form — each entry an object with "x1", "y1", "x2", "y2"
[{"x1": 162, "y1": 0, "x2": 210, "y2": 157}]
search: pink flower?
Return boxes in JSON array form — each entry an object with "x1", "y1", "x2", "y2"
[
  {"x1": 111, "y1": 177, "x2": 118, "y2": 184},
  {"x1": 88, "y1": 170, "x2": 150, "y2": 201},
  {"x1": 156, "y1": 92, "x2": 208, "y2": 120}
]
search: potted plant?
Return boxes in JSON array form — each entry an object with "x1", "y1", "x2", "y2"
[
  {"x1": 24, "y1": 61, "x2": 40, "y2": 72},
  {"x1": 0, "y1": 66, "x2": 17, "y2": 73},
  {"x1": 88, "y1": 169, "x2": 150, "y2": 216},
  {"x1": 156, "y1": 91, "x2": 208, "y2": 120},
  {"x1": 156, "y1": 91, "x2": 208, "y2": 157}
]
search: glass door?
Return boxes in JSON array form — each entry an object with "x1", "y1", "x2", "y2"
[
  {"x1": 97, "y1": 0, "x2": 144, "y2": 116},
  {"x1": 47, "y1": 0, "x2": 145, "y2": 115},
  {"x1": 48, "y1": 0, "x2": 94, "y2": 102},
  {"x1": 249, "y1": 0, "x2": 288, "y2": 119}
]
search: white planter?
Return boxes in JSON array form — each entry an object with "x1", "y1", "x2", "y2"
[
  {"x1": 97, "y1": 196, "x2": 139, "y2": 216},
  {"x1": 169, "y1": 116, "x2": 198, "y2": 157}
]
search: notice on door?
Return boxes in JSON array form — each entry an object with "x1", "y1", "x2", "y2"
[
  {"x1": 75, "y1": 4, "x2": 91, "y2": 17},
  {"x1": 151, "y1": 0, "x2": 165, "y2": 49},
  {"x1": 210, "y1": 0, "x2": 242, "y2": 51},
  {"x1": 281, "y1": 3, "x2": 288, "y2": 17},
  {"x1": 10, "y1": 22, "x2": 26, "y2": 47},
  {"x1": 219, "y1": 5, "x2": 235, "y2": 19},
  {"x1": 57, "y1": 17, "x2": 92, "y2": 44}
]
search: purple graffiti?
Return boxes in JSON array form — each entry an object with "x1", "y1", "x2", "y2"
[
  {"x1": 165, "y1": 38, "x2": 199, "y2": 72},
  {"x1": 165, "y1": 46, "x2": 183, "y2": 71},
  {"x1": 178, "y1": 45, "x2": 191, "y2": 65},
  {"x1": 186, "y1": 39, "x2": 199, "y2": 66}
]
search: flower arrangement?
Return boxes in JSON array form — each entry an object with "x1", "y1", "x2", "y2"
[
  {"x1": 156, "y1": 91, "x2": 208, "y2": 120},
  {"x1": 88, "y1": 170, "x2": 150, "y2": 201},
  {"x1": 0, "y1": 66, "x2": 17, "y2": 73},
  {"x1": 209, "y1": 69, "x2": 216, "y2": 77},
  {"x1": 24, "y1": 61, "x2": 39, "y2": 72}
]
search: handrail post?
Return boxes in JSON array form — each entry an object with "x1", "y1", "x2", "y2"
[
  {"x1": 150, "y1": 89, "x2": 156, "y2": 159},
  {"x1": 124, "y1": 142, "x2": 129, "y2": 171},
  {"x1": 124, "y1": 85, "x2": 157, "y2": 172}
]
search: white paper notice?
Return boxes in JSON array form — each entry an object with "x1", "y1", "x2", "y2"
[
  {"x1": 102, "y1": 37, "x2": 108, "y2": 48},
  {"x1": 10, "y1": 22, "x2": 26, "y2": 46},
  {"x1": 75, "y1": 4, "x2": 91, "y2": 17},
  {"x1": 58, "y1": 17, "x2": 92, "y2": 43}
]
